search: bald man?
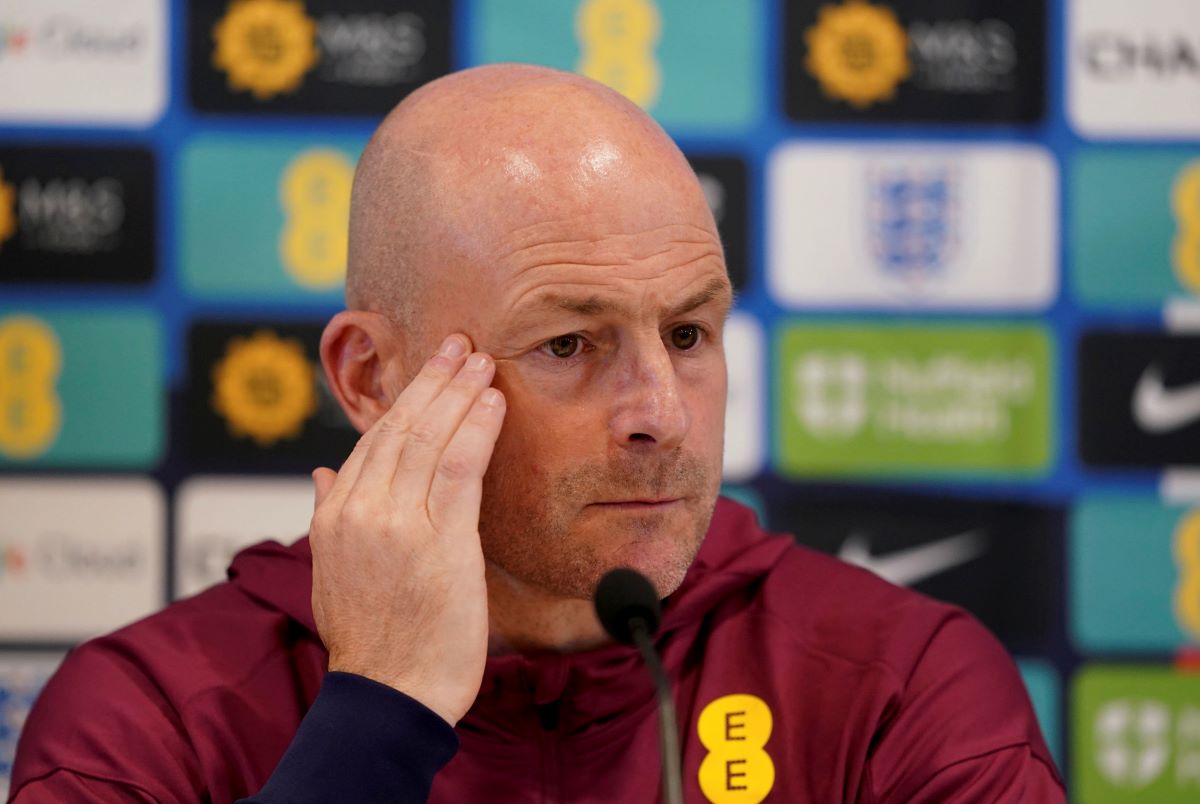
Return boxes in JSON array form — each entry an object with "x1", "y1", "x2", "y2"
[{"x1": 11, "y1": 66, "x2": 1065, "y2": 803}]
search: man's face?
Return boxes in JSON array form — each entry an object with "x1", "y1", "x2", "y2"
[{"x1": 450, "y1": 211, "x2": 732, "y2": 602}]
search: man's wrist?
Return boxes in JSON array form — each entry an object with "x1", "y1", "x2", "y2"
[{"x1": 326, "y1": 660, "x2": 461, "y2": 726}]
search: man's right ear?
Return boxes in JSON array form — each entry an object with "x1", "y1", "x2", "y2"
[{"x1": 319, "y1": 310, "x2": 408, "y2": 434}]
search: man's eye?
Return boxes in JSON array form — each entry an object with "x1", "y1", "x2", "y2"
[
  {"x1": 543, "y1": 334, "x2": 582, "y2": 359},
  {"x1": 670, "y1": 325, "x2": 701, "y2": 350}
]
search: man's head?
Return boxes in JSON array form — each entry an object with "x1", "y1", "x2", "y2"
[{"x1": 321, "y1": 64, "x2": 732, "y2": 602}]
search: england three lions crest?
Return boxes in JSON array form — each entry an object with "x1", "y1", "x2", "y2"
[{"x1": 866, "y1": 161, "x2": 962, "y2": 292}]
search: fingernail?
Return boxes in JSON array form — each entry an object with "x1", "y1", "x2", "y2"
[
  {"x1": 439, "y1": 336, "x2": 466, "y2": 358},
  {"x1": 467, "y1": 353, "x2": 490, "y2": 371},
  {"x1": 482, "y1": 388, "x2": 504, "y2": 408}
]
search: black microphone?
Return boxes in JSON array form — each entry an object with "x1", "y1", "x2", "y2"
[{"x1": 594, "y1": 568, "x2": 683, "y2": 804}]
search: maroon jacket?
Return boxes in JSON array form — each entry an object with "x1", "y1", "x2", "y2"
[{"x1": 11, "y1": 498, "x2": 1065, "y2": 802}]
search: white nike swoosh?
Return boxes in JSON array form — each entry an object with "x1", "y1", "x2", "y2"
[
  {"x1": 1133, "y1": 365, "x2": 1200, "y2": 434},
  {"x1": 837, "y1": 529, "x2": 988, "y2": 587}
]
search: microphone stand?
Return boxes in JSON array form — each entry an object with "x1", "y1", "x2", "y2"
[{"x1": 630, "y1": 617, "x2": 683, "y2": 804}]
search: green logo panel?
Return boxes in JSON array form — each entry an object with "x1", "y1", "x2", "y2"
[
  {"x1": 180, "y1": 135, "x2": 366, "y2": 301},
  {"x1": 1071, "y1": 149, "x2": 1200, "y2": 308},
  {"x1": 1074, "y1": 666, "x2": 1200, "y2": 802},
  {"x1": 774, "y1": 323, "x2": 1053, "y2": 478},
  {"x1": 1071, "y1": 497, "x2": 1200, "y2": 653},
  {"x1": 469, "y1": 0, "x2": 763, "y2": 131},
  {"x1": 0, "y1": 308, "x2": 163, "y2": 468}
]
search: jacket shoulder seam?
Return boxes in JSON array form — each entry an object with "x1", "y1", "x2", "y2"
[{"x1": 10, "y1": 766, "x2": 163, "y2": 803}]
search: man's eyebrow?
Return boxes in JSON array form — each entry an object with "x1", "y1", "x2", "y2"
[
  {"x1": 665, "y1": 276, "x2": 733, "y2": 318},
  {"x1": 548, "y1": 276, "x2": 732, "y2": 318}
]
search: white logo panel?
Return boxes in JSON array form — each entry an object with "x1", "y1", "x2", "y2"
[
  {"x1": 0, "y1": 652, "x2": 64, "y2": 799},
  {"x1": 175, "y1": 476, "x2": 313, "y2": 599},
  {"x1": 722, "y1": 313, "x2": 765, "y2": 482},
  {"x1": 768, "y1": 143, "x2": 1058, "y2": 311},
  {"x1": 0, "y1": 0, "x2": 166, "y2": 126},
  {"x1": 0, "y1": 478, "x2": 164, "y2": 641},
  {"x1": 1069, "y1": 0, "x2": 1200, "y2": 138}
]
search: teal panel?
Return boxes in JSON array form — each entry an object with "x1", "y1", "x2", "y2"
[
  {"x1": 1070, "y1": 497, "x2": 1197, "y2": 652},
  {"x1": 1017, "y1": 659, "x2": 1061, "y2": 768},
  {"x1": 180, "y1": 135, "x2": 366, "y2": 301},
  {"x1": 719, "y1": 485, "x2": 766, "y2": 526},
  {"x1": 1070, "y1": 149, "x2": 1200, "y2": 308},
  {"x1": 0, "y1": 308, "x2": 163, "y2": 468},
  {"x1": 469, "y1": 0, "x2": 763, "y2": 131}
]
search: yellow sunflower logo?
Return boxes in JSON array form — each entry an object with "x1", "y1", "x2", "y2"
[
  {"x1": 212, "y1": 0, "x2": 319, "y2": 100},
  {"x1": 0, "y1": 166, "x2": 17, "y2": 247},
  {"x1": 211, "y1": 330, "x2": 318, "y2": 446},
  {"x1": 805, "y1": 0, "x2": 910, "y2": 108}
]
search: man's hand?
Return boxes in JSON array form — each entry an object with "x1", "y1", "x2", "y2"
[{"x1": 308, "y1": 334, "x2": 505, "y2": 726}]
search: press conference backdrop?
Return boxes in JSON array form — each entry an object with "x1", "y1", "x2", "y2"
[{"x1": 0, "y1": 0, "x2": 1198, "y2": 799}]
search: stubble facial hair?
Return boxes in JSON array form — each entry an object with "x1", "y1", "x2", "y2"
[{"x1": 478, "y1": 447, "x2": 719, "y2": 601}]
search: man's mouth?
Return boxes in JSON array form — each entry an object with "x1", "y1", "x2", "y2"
[{"x1": 591, "y1": 498, "x2": 683, "y2": 510}]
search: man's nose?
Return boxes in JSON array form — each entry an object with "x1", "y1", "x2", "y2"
[{"x1": 609, "y1": 337, "x2": 690, "y2": 450}]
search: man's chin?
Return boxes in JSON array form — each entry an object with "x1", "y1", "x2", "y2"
[{"x1": 584, "y1": 516, "x2": 706, "y2": 599}]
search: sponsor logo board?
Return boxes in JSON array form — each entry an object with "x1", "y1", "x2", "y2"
[
  {"x1": 0, "y1": 309, "x2": 163, "y2": 468},
  {"x1": 1074, "y1": 666, "x2": 1200, "y2": 801},
  {"x1": 0, "y1": 652, "x2": 63, "y2": 799},
  {"x1": 187, "y1": 321, "x2": 358, "y2": 471},
  {"x1": 1072, "y1": 150, "x2": 1200, "y2": 308},
  {"x1": 189, "y1": 0, "x2": 451, "y2": 115},
  {"x1": 175, "y1": 476, "x2": 314, "y2": 599},
  {"x1": 769, "y1": 143, "x2": 1057, "y2": 310},
  {"x1": 470, "y1": 0, "x2": 764, "y2": 130},
  {"x1": 722, "y1": 314, "x2": 764, "y2": 482},
  {"x1": 0, "y1": 146, "x2": 155, "y2": 285},
  {"x1": 0, "y1": 0, "x2": 165, "y2": 126},
  {"x1": 775, "y1": 323, "x2": 1054, "y2": 477},
  {"x1": 1069, "y1": 0, "x2": 1200, "y2": 139},
  {"x1": 1164, "y1": 470, "x2": 1200, "y2": 505},
  {"x1": 1071, "y1": 497, "x2": 1200, "y2": 652},
  {"x1": 767, "y1": 492, "x2": 1063, "y2": 647},
  {"x1": 784, "y1": 0, "x2": 1046, "y2": 123},
  {"x1": 1078, "y1": 331, "x2": 1200, "y2": 468},
  {"x1": 1018, "y1": 659, "x2": 1062, "y2": 766},
  {"x1": 688, "y1": 155, "x2": 748, "y2": 291},
  {"x1": 717, "y1": 486, "x2": 766, "y2": 527},
  {"x1": 0, "y1": 478, "x2": 163, "y2": 641},
  {"x1": 180, "y1": 136, "x2": 363, "y2": 301}
]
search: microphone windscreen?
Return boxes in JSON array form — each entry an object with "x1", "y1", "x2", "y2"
[{"x1": 594, "y1": 567, "x2": 662, "y2": 645}]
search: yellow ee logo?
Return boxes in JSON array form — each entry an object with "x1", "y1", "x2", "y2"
[
  {"x1": 575, "y1": 0, "x2": 662, "y2": 109},
  {"x1": 697, "y1": 694, "x2": 775, "y2": 803},
  {"x1": 0, "y1": 315, "x2": 63, "y2": 460},
  {"x1": 1173, "y1": 509, "x2": 1200, "y2": 639},
  {"x1": 1171, "y1": 160, "x2": 1200, "y2": 294},
  {"x1": 278, "y1": 148, "x2": 354, "y2": 290}
]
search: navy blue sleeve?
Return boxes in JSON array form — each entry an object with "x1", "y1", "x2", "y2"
[{"x1": 240, "y1": 671, "x2": 459, "y2": 803}]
